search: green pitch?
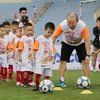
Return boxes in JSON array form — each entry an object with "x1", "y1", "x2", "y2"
[{"x1": 0, "y1": 70, "x2": 100, "y2": 100}]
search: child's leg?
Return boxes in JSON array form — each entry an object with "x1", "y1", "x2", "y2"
[
  {"x1": 44, "y1": 76, "x2": 50, "y2": 79},
  {"x1": 2, "y1": 67, "x2": 7, "y2": 80},
  {"x1": 28, "y1": 72, "x2": 34, "y2": 83},
  {"x1": 16, "y1": 71, "x2": 21, "y2": 82},
  {"x1": 22, "y1": 71, "x2": 29, "y2": 83},
  {"x1": 8, "y1": 65, "x2": 13, "y2": 79},
  {"x1": 35, "y1": 74, "x2": 41, "y2": 86},
  {"x1": 44, "y1": 68, "x2": 52, "y2": 80}
]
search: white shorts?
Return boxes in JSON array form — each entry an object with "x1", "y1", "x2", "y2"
[
  {"x1": 7, "y1": 57, "x2": 14, "y2": 65},
  {"x1": 21, "y1": 61, "x2": 33, "y2": 72},
  {"x1": 15, "y1": 61, "x2": 21, "y2": 71},
  {"x1": 35, "y1": 67, "x2": 52, "y2": 76},
  {"x1": 0, "y1": 57, "x2": 8, "y2": 68}
]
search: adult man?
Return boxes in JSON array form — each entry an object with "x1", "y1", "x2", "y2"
[
  {"x1": 16, "y1": 7, "x2": 33, "y2": 28},
  {"x1": 92, "y1": 16, "x2": 100, "y2": 72},
  {"x1": 52, "y1": 13, "x2": 91, "y2": 87}
]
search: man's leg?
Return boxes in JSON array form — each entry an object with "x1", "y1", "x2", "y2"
[
  {"x1": 57, "y1": 61, "x2": 67, "y2": 87},
  {"x1": 82, "y1": 61, "x2": 90, "y2": 77},
  {"x1": 59, "y1": 61, "x2": 67, "y2": 80}
]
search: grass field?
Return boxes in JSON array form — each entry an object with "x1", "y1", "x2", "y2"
[{"x1": 0, "y1": 70, "x2": 100, "y2": 100}]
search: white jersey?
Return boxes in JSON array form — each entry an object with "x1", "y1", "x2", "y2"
[
  {"x1": 9, "y1": 32, "x2": 16, "y2": 45},
  {"x1": 0, "y1": 37, "x2": 8, "y2": 68},
  {"x1": 0, "y1": 37, "x2": 8, "y2": 56},
  {"x1": 19, "y1": 35, "x2": 34, "y2": 62},
  {"x1": 54, "y1": 20, "x2": 89, "y2": 46},
  {"x1": 34, "y1": 35, "x2": 54, "y2": 68},
  {"x1": 18, "y1": 35, "x2": 35, "y2": 72},
  {"x1": 14, "y1": 35, "x2": 20, "y2": 61}
]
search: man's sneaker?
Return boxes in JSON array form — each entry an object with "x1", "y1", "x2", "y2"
[
  {"x1": 32, "y1": 85, "x2": 39, "y2": 91},
  {"x1": 57, "y1": 80, "x2": 66, "y2": 87},
  {"x1": 16, "y1": 82, "x2": 21, "y2": 86}
]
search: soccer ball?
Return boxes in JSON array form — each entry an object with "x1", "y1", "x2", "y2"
[
  {"x1": 39, "y1": 79, "x2": 54, "y2": 93},
  {"x1": 77, "y1": 76, "x2": 90, "y2": 89}
]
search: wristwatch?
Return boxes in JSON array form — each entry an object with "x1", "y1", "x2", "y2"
[{"x1": 86, "y1": 54, "x2": 90, "y2": 57}]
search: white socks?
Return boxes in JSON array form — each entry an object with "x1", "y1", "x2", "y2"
[{"x1": 60, "y1": 77, "x2": 64, "y2": 81}]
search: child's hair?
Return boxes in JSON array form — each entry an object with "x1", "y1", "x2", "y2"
[
  {"x1": 24, "y1": 23, "x2": 32, "y2": 28},
  {"x1": 11, "y1": 21, "x2": 19, "y2": 26},
  {"x1": 0, "y1": 24, "x2": 4, "y2": 28},
  {"x1": 44, "y1": 22, "x2": 55, "y2": 30},
  {"x1": 16, "y1": 27, "x2": 22, "y2": 32},
  {"x1": 2, "y1": 21, "x2": 10, "y2": 26},
  {"x1": 97, "y1": 16, "x2": 100, "y2": 22},
  {"x1": 19, "y1": 7, "x2": 27, "y2": 12}
]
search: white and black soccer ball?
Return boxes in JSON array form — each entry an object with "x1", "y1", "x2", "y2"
[
  {"x1": 77, "y1": 76, "x2": 90, "y2": 89},
  {"x1": 39, "y1": 79, "x2": 54, "y2": 93}
]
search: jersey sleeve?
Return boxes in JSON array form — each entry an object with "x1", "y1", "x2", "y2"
[
  {"x1": 32, "y1": 40, "x2": 39, "y2": 51},
  {"x1": 82, "y1": 26, "x2": 90, "y2": 39},
  {"x1": 6, "y1": 42, "x2": 11, "y2": 50},
  {"x1": 11, "y1": 43, "x2": 16, "y2": 50},
  {"x1": 53, "y1": 45, "x2": 56, "y2": 54},
  {"x1": 18, "y1": 41, "x2": 24, "y2": 51},
  {"x1": 53, "y1": 24, "x2": 63, "y2": 38}
]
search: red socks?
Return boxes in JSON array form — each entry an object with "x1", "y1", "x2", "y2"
[
  {"x1": 2, "y1": 67, "x2": 7, "y2": 80},
  {"x1": 8, "y1": 65, "x2": 13, "y2": 79}
]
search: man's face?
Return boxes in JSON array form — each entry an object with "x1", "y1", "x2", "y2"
[
  {"x1": 67, "y1": 18, "x2": 78, "y2": 29},
  {"x1": 20, "y1": 10, "x2": 27, "y2": 17}
]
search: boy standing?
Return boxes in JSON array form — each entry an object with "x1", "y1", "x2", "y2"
[{"x1": 32, "y1": 22, "x2": 56, "y2": 91}]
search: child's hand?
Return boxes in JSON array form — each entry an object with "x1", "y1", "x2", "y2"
[
  {"x1": 17, "y1": 57, "x2": 22, "y2": 62},
  {"x1": 91, "y1": 52, "x2": 96, "y2": 56}
]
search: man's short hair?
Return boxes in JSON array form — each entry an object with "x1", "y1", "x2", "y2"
[
  {"x1": 67, "y1": 13, "x2": 79, "y2": 21},
  {"x1": 11, "y1": 21, "x2": 19, "y2": 26},
  {"x1": 19, "y1": 7, "x2": 27, "y2": 12},
  {"x1": 2, "y1": 21, "x2": 10, "y2": 26}
]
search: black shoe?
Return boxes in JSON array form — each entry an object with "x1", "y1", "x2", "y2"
[
  {"x1": 32, "y1": 85, "x2": 39, "y2": 91},
  {"x1": 89, "y1": 84, "x2": 92, "y2": 87},
  {"x1": 22, "y1": 82, "x2": 29, "y2": 88}
]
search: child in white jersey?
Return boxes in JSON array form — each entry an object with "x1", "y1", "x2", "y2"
[
  {"x1": 0, "y1": 25, "x2": 9, "y2": 81},
  {"x1": 11, "y1": 28, "x2": 22, "y2": 85},
  {"x1": 8, "y1": 21, "x2": 19, "y2": 79},
  {"x1": 32, "y1": 22, "x2": 56, "y2": 91},
  {"x1": 18, "y1": 23, "x2": 35, "y2": 87}
]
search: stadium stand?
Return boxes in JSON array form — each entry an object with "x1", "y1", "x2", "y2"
[{"x1": 0, "y1": 0, "x2": 100, "y2": 41}]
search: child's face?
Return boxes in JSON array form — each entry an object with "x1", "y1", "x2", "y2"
[
  {"x1": 44, "y1": 28, "x2": 54, "y2": 38},
  {"x1": 4, "y1": 25, "x2": 10, "y2": 34},
  {"x1": 12, "y1": 24, "x2": 18, "y2": 33},
  {"x1": 24, "y1": 26, "x2": 33, "y2": 36},
  {"x1": 16, "y1": 29, "x2": 22, "y2": 38},
  {"x1": 0, "y1": 27, "x2": 6, "y2": 37}
]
